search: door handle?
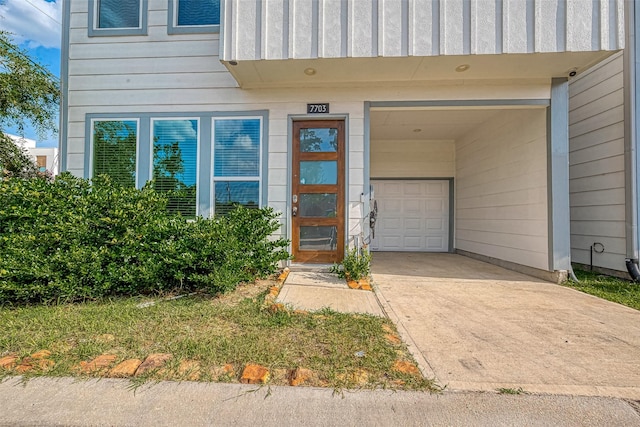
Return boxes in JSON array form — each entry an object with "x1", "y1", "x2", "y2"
[{"x1": 292, "y1": 206, "x2": 298, "y2": 217}]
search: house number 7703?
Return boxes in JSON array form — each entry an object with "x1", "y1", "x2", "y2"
[{"x1": 307, "y1": 103, "x2": 330, "y2": 114}]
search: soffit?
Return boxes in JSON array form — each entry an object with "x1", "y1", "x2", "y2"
[{"x1": 222, "y1": 51, "x2": 616, "y2": 89}]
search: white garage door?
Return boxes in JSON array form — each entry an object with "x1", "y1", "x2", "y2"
[{"x1": 371, "y1": 180, "x2": 449, "y2": 252}]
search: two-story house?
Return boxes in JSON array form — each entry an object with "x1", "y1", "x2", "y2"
[{"x1": 60, "y1": 0, "x2": 627, "y2": 283}]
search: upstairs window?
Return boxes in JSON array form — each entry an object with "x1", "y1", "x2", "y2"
[
  {"x1": 89, "y1": 0, "x2": 148, "y2": 36},
  {"x1": 98, "y1": 0, "x2": 140, "y2": 28},
  {"x1": 168, "y1": 0, "x2": 220, "y2": 34}
]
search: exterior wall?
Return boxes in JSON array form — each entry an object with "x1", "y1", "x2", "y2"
[
  {"x1": 370, "y1": 139, "x2": 455, "y2": 178},
  {"x1": 568, "y1": 52, "x2": 626, "y2": 272},
  {"x1": 65, "y1": 0, "x2": 556, "y2": 264},
  {"x1": 223, "y1": 0, "x2": 624, "y2": 61},
  {"x1": 455, "y1": 109, "x2": 549, "y2": 270},
  {"x1": 66, "y1": 2, "x2": 552, "y2": 244}
]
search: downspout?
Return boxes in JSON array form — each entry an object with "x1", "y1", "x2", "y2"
[{"x1": 624, "y1": 0, "x2": 640, "y2": 281}]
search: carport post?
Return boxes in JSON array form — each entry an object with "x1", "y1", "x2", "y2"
[{"x1": 547, "y1": 78, "x2": 572, "y2": 272}]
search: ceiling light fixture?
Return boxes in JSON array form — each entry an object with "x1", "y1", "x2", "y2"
[
  {"x1": 413, "y1": 128, "x2": 422, "y2": 133},
  {"x1": 455, "y1": 64, "x2": 470, "y2": 72},
  {"x1": 228, "y1": 61, "x2": 238, "y2": 66},
  {"x1": 304, "y1": 68, "x2": 317, "y2": 76}
]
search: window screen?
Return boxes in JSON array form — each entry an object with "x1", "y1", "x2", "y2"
[
  {"x1": 153, "y1": 119, "x2": 198, "y2": 217},
  {"x1": 213, "y1": 118, "x2": 261, "y2": 214},
  {"x1": 93, "y1": 120, "x2": 138, "y2": 187},
  {"x1": 177, "y1": 0, "x2": 220, "y2": 26},
  {"x1": 97, "y1": 0, "x2": 141, "y2": 29}
]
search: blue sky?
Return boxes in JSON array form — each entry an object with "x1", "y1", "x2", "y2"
[{"x1": 0, "y1": 0, "x2": 61, "y2": 147}]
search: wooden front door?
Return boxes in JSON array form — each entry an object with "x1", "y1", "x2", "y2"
[{"x1": 292, "y1": 120, "x2": 345, "y2": 263}]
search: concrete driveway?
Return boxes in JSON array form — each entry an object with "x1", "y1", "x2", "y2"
[{"x1": 372, "y1": 252, "x2": 640, "y2": 399}]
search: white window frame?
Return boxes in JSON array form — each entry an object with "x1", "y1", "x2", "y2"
[{"x1": 211, "y1": 116, "x2": 263, "y2": 214}]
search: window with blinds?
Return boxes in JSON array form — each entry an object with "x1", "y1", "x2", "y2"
[
  {"x1": 177, "y1": 0, "x2": 219, "y2": 26},
  {"x1": 213, "y1": 118, "x2": 261, "y2": 215},
  {"x1": 98, "y1": 0, "x2": 141, "y2": 29},
  {"x1": 152, "y1": 119, "x2": 198, "y2": 218},
  {"x1": 93, "y1": 120, "x2": 138, "y2": 188}
]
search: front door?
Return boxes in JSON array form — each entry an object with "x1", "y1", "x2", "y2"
[{"x1": 292, "y1": 120, "x2": 345, "y2": 263}]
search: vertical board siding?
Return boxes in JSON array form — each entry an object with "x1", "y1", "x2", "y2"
[
  {"x1": 535, "y1": 0, "x2": 558, "y2": 52},
  {"x1": 455, "y1": 109, "x2": 549, "y2": 270},
  {"x1": 409, "y1": 0, "x2": 436, "y2": 56},
  {"x1": 440, "y1": 0, "x2": 466, "y2": 55},
  {"x1": 319, "y1": 0, "x2": 345, "y2": 58},
  {"x1": 378, "y1": 0, "x2": 407, "y2": 57},
  {"x1": 503, "y1": 0, "x2": 529, "y2": 53},
  {"x1": 569, "y1": 51, "x2": 626, "y2": 272},
  {"x1": 263, "y1": 0, "x2": 287, "y2": 60},
  {"x1": 471, "y1": 0, "x2": 499, "y2": 55},
  {"x1": 222, "y1": 0, "x2": 623, "y2": 61},
  {"x1": 348, "y1": 0, "x2": 376, "y2": 57}
]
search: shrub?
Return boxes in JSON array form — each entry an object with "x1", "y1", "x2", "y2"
[
  {"x1": 0, "y1": 173, "x2": 290, "y2": 304},
  {"x1": 330, "y1": 245, "x2": 371, "y2": 281}
]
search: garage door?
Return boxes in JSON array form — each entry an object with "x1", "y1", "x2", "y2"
[{"x1": 371, "y1": 180, "x2": 449, "y2": 252}]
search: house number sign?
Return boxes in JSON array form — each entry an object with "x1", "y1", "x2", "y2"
[{"x1": 307, "y1": 103, "x2": 330, "y2": 114}]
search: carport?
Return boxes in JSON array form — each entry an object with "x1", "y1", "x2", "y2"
[
  {"x1": 366, "y1": 94, "x2": 571, "y2": 283},
  {"x1": 372, "y1": 252, "x2": 640, "y2": 398}
]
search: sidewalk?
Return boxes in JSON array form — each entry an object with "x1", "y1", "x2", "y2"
[
  {"x1": 275, "y1": 270, "x2": 383, "y2": 316},
  {"x1": 0, "y1": 376, "x2": 638, "y2": 426}
]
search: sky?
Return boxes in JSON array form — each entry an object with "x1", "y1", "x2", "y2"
[{"x1": 0, "y1": 0, "x2": 62, "y2": 147}]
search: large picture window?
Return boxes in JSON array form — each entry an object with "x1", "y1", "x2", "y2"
[
  {"x1": 213, "y1": 118, "x2": 261, "y2": 215},
  {"x1": 87, "y1": 112, "x2": 266, "y2": 218},
  {"x1": 152, "y1": 119, "x2": 198, "y2": 217},
  {"x1": 89, "y1": 0, "x2": 148, "y2": 36},
  {"x1": 168, "y1": 0, "x2": 220, "y2": 34},
  {"x1": 92, "y1": 119, "x2": 138, "y2": 188}
]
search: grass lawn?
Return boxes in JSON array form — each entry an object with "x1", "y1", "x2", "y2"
[
  {"x1": 0, "y1": 278, "x2": 435, "y2": 391},
  {"x1": 566, "y1": 268, "x2": 640, "y2": 311}
]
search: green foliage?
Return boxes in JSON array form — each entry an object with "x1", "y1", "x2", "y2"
[
  {"x1": 330, "y1": 246, "x2": 372, "y2": 281},
  {"x1": 152, "y1": 139, "x2": 196, "y2": 217},
  {"x1": 0, "y1": 31, "x2": 59, "y2": 137},
  {"x1": 567, "y1": 268, "x2": 640, "y2": 311},
  {"x1": 93, "y1": 121, "x2": 137, "y2": 188},
  {"x1": 0, "y1": 133, "x2": 50, "y2": 180},
  {"x1": 0, "y1": 173, "x2": 290, "y2": 304}
]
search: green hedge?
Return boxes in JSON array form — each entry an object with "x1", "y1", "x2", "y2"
[{"x1": 0, "y1": 173, "x2": 290, "y2": 304}]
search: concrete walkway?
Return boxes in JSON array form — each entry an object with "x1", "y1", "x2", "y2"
[
  {"x1": 276, "y1": 270, "x2": 383, "y2": 316},
  {"x1": 0, "y1": 376, "x2": 638, "y2": 426},
  {"x1": 372, "y1": 252, "x2": 640, "y2": 399}
]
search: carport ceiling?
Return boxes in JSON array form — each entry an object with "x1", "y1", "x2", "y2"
[{"x1": 371, "y1": 108, "x2": 506, "y2": 140}]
